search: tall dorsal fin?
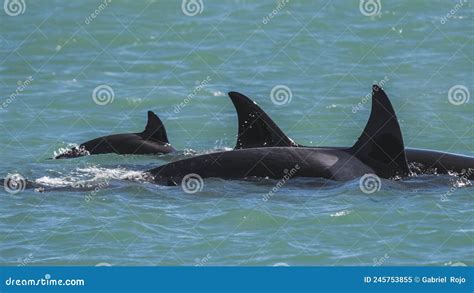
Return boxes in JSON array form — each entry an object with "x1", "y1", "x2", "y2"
[
  {"x1": 350, "y1": 85, "x2": 409, "y2": 178},
  {"x1": 228, "y1": 91, "x2": 298, "y2": 149},
  {"x1": 142, "y1": 111, "x2": 169, "y2": 144}
]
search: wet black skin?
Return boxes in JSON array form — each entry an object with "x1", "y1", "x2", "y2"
[
  {"x1": 149, "y1": 85, "x2": 414, "y2": 184},
  {"x1": 150, "y1": 147, "x2": 375, "y2": 185},
  {"x1": 289, "y1": 147, "x2": 474, "y2": 180},
  {"x1": 404, "y1": 149, "x2": 473, "y2": 179},
  {"x1": 79, "y1": 133, "x2": 174, "y2": 156},
  {"x1": 5, "y1": 86, "x2": 472, "y2": 191},
  {"x1": 54, "y1": 111, "x2": 175, "y2": 159},
  {"x1": 222, "y1": 89, "x2": 474, "y2": 180}
]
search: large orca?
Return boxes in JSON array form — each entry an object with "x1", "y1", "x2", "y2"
[
  {"x1": 227, "y1": 89, "x2": 474, "y2": 180},
  {"x1": 54, "y1": 111, "x2": 175, "y2": 159},
  {"x1": 148, "y1": 85, "x2": 413, "y2": 185}
]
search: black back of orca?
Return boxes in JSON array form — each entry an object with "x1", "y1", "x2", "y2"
[
  {"x1": 148, "y1": 86, "x2": 410, "y2": 184},
  {"x1": 149, "y1": 146, "x2": 375, "y2": 185},
  {"x1": 54, "y1": 111, "x2": 175, "y2": 159},
  {"x1": 228, "y1": 88, "x2": 473, "y2": 179},
  {"x1": 229, "y1": 86, "x2": 410, "y2": 178},
  {"x1": 404, "y1": 149, "x2": 474, "y2": 179}
]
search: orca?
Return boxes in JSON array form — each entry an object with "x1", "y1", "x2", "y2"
[
  {"x1": 54, "y1": 111, "x2": 175, "y2": 159},
  {"x1": 227, "y1": 89, "x2": 474, "y2": 180},
  {"x1": 148, "y1": 85, "x2": 412, "y2": 185}
]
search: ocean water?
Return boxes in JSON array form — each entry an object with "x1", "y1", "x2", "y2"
[{"x1": 0, "y1": 0, "x2": 473, "y2": 266}]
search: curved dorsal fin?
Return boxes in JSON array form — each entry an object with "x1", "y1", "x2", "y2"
[
  {"x1": 142, "y1": 111, "x2": 169, "y2": 144},
  {"x1": 228, "y1": 91, "x2": 298, "y2": 149},
  {"x1": 350, "y1": 85, "x2": 409, "y2": 178}
]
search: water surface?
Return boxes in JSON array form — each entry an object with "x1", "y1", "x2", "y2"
[{"x1": 0, "y1": 0, "x2": 472, "y2": 266}]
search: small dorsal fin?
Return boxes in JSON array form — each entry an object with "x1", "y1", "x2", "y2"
[
  {"x1": 228, "y1": 91, "x2": 298, "y2": 149},
  {"x1": 350, "y1": 85, "x2": 409, "y2": 178},
  {"x1": 142, "y1": 111, "x2": 169, "y2": 144}
]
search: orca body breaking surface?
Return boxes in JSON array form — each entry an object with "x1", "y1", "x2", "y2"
[
  {"x1": 225, "y1": 88, "x2": 474, "y2": 180},
  {"x1": 149, "y1": 86, "x2": 414, "y2": 184},
  {"x1": 54, "y1": 111, "x2": 175, "y2": 159}
]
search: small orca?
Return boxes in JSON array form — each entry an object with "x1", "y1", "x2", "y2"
[
  {"x1": 54, "y1": 111, "x2": 175, "y2": 159},
  {"x1": 227, "y1": 89, "x2": 474, "y2": 180},
  {"x1": 148, "y1": 85, "x2": 413, "y2": 185}
]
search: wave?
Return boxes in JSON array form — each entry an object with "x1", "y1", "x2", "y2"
[{"x1": 34, "y1": 166, "x2": 151, "y2": 190}]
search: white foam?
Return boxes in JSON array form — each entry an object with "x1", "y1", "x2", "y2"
[
  {"x1": 75, "y1": 166, "x2": 148, "y2": 181},
  {"x1": 444, "y1": 261, "x2": 467, "y2": 267},
  {"x1": 452, "y1": 177, "x2": 472, "y2": 188},
  {"x1": 330, "y1": 210, "x2": 351, "y2": 217},
  {"x1": 272, "y1": 262, "x2": 290, "y2": 267},
  {"x1": 211, "y1": 90, "x2": 225, "y2": 97},
  {"x1": 53, "y1": 143, "x2": 89, "y2": 158},
  {"x1": 35, "y1": 166, "x2": 149, "y2": 188},
  {"x1": 35, "y1": 176, "x2": 72, "y2": 187}
]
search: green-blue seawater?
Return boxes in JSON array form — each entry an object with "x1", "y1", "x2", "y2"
[{"x1": 0, "y1": 0, "x2": 472, "y2": 265}]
